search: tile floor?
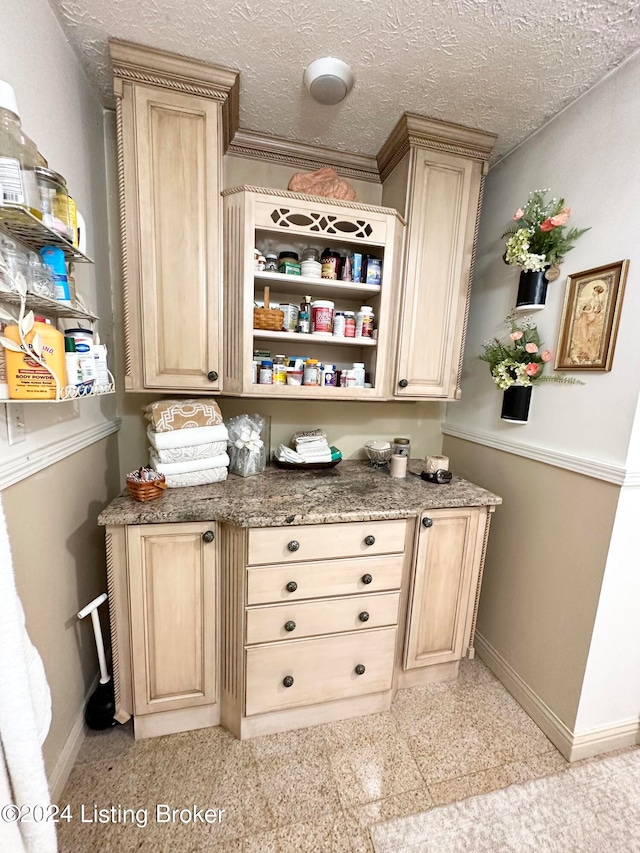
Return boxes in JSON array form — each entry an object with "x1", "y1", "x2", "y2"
[{"x1": 57, "y1": 659, "x2": 573, "y2": 852}]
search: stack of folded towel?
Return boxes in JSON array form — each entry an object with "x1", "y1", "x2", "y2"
[
  {"x1": 145, "y1": 399, "x2": 229, "y2": 488},
  {"x1": 291, "y1": 429, "x2": 333, "y2": 463}
]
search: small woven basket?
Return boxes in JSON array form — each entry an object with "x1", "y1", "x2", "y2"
[
  {"x1": 253, "y1": 285, "x2": 284, "y2": 331},
  {"x1": 126, "y1": 473, "x2": 167, "y2": 502}
]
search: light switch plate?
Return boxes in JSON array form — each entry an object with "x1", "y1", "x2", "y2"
[{"x1": 6, "y1": 403, "x2": 26, "y2": 444}]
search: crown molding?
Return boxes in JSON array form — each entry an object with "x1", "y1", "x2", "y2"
[
  {"x1": 377, "y1": 112, "x2": 497, "y2": 182},
  {"x1": 441, "y1": 421, "x2": 640, "y2": 487},
  {"x1": 227, "y1": 129, "x2": 381, "y2": 183},
  {"x1": 109, "y1": 40, "x2": 239, "y2": 149}
]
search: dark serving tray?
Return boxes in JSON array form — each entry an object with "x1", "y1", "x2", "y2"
[{"x1": 274, "y1": 458, "x2": 342, "y2": 471}]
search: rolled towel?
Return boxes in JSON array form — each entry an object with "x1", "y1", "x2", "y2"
[
  {"x1": 153, "y1": 440, "x2": 227, "y2": 464},
  {"x1": 165, "y1": 467, "x2": 228, "y2": 488},
  {"x1": 147, "y1": 424, "x2": 228, "y2": 451},
  {"x1": 144, "y1": 398, "x2": 223, "y2": 432},
  {"x1": 150, "y1": 451, "x2": 230, "y2": 476}
]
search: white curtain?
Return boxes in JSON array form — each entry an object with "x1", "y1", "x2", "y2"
[{"x1": 0, "y1": 493, "x2": 56, "y2": 853}]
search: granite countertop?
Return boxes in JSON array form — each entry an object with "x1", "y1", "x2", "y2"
[{"x1": 99, "y1": 460, "x2": 501, "y2": 528}]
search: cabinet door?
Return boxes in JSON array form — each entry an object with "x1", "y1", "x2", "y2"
[
  {"x1": 132, "y1": 85, "x2": 222, "y2": 391},
  {"x1": 127, "y1": 523, "x2": 217, "y2": 714},
  {"x1": 395, "y1": 150, "x2": 483, "y2": 399},
  {"x1": 404, "y1": 508, "x2": 486, "y2": 669}
]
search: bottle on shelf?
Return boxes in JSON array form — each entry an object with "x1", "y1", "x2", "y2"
[
  {"x1": 0, "y1": 81, "x2": 41, "y2": 218},
  {"x1": 297, "y1": 295, "x2": 312, "y2": 333}
]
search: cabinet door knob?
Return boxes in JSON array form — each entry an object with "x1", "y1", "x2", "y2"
[
  {"x1": 283, "y1": 676, "x2": 294, "y2": 688},
  {"x1": 358, "y1": 611, "x2": 370, "y2": 622},
  {"x1": 286, "y1": 581, "x2": 298, "y2": 593},
  {"x1": 361, "y1": 573, "x2": 373, "y2": 585},
  {"x1": 202, "y1": 530, "x2": 215, "y2": 543},
  {"x1": 364, "y1": 535, "x2": 375, "y2": 546},
  {"x1": 207, "y1": 370, "x2": 218, "y2": 382},
  {"x1": 398, "y1": 379, "x2": 409, "y2": 388},
  {"x1": 284, "y1": 621, "x2": 296, "y2": 632},
  {"x1": 355, "y1": 664, "x2": 366, "y2": 675},
  {"x1": 422, "y1": 517, "x2": 433, "y2": 528},
  {"x1": 287, "y1": 540, "x2": 300, "y2": 552}
]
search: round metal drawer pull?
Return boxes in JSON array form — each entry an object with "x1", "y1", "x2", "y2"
[
  {"x1": 207, "y1": 370, "x2": 218, "y2": 382},
  {"x1": 287, "y1": 540, "x2": 300, "y2": 552},
  {"x1": 359, "y1": 611, "x2": 370, "y2": 622},
  {"x1": 398, "y1": 379, "x2": 409, "y2": 388},
  {"x1": 422, "y1": 517, "x2": 433, "y2": 528},
  {"x1": 355, "y1": 664, "x2": 366, "y2": 675},
  {"x1": 361, "y1": 574, "x2": 373, "y2": 585},
  {"x1": 286, "y1": 581, "x2": 298, "y2": 593},
  {"x1": 364, "y1": 535, "x2": 375, "y2": 546},
  {"x1": 284, "y1": 621, "x2": 296, "y2": 632},
  {"x1": 202, "y1": 530, "x2": 215, "y2": 543},
  {"x1": 283, "y1": 676, "x2": 294, "y2": 688}
]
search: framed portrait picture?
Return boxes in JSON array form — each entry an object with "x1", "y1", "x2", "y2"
[{"x1": 555, "y1": 260, "x2": 629, "y2": 371}]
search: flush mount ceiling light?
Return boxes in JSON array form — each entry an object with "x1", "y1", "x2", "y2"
[{"x1": 303, "y1": 57, "x2": 354, "y2": 105}]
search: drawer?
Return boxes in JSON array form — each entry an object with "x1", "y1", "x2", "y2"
[
  {"x1": 246, "y1": 592, "x2": 400, "y2": 645},
  {"x1": 245, "y1": 627, "x2": 396, "y2": 716},
  {"x1": 247, "y1": 554, "x2": 404, "y2": 605},
  {"x1": 247, "y1": 519, "x2": 408, "y2": 566}
]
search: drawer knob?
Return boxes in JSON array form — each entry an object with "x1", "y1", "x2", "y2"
[
  {"x1": 355, "y1": 664, "x2": 366, "y2": 675},
  {"x1": 364, "y1": 535, "x2": 375, "y2": 546},
  {"x1": 287, "y1": 540, "x2": 300, "y2": 552},
  {"x1": 202, "y1": 530, "x2": 215, "y2": 543},
  {"x1": 359, "y1": 611, "x2": 370, "y2": 622},
  {"x1": 398, "y1": 379, "x2": 409, "y2": 388},
  {"x1": 361, "y1": 573, "x2": 373, "y2": 585},
  {"x1": 422, "y1": 517, "x2": 433, "y2": 528},
  {"x1": 286, "y1": 581, "x2": 298, "y2": 593},
  {"x1": 207, "y1": 370, "x2": 218, "y2": 382},
  {"x1": 283, "y1": 676, "x2": 294, "y2": 688},
  {"x1": 284, "y1": 620, "x2": 296, "y2": 632}
]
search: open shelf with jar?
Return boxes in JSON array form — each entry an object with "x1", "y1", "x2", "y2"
[{"x1": 222, "y1": 186, "x2": 405, "y2": 399}]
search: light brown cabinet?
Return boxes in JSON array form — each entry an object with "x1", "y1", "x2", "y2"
[
  {"x1": 378, "y1": 115, "x2": 497, "y2": 400},
  {"x1": 105, "y1": 521, "x2": 219, "y2": 739},
  {"x1": 401, "y1": 507, "x2": 493, "y2": 686},
  {"x1": 110, "y1": 41, "x2": 238, "y2": 393},
  {"x1": 222, "y1": 186, "x2": 404, "y2": 398}
]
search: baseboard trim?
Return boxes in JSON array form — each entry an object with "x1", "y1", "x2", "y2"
[
  {"x1": 48, "y1": 675, "x2": 98, "y2": 803},
  {"x1": 441, "y1": 422, "x2": 640, "y2": 487},
  {"x1": 0, "y1": 418, "x2": 121, "y2": 491},
  {"x1": 475, "y1": 633, "x2": 640, "y2": 762}
]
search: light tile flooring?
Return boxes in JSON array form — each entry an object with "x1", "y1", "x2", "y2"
[{"x1": 58, "y1": 659, "x2": 577, "y2": 851}]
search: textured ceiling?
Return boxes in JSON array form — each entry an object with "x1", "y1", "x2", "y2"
[{"x1": 51, "y1": 0, "x2": 640, "y2": 162}]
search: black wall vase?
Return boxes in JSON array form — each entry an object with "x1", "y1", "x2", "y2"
[
  {"x1": 501, "y1": 385, "x2": 532, "y2": 423},
  {"x1": 515, "y1": 269, "x2": 548, "y2": 311}
]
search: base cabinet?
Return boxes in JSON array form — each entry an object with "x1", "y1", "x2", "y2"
[
  {"x1": 106, "y1": 522, "x2": 219, "y2": 738},
  {"x1": 403, "y1": 507, "x2": 491, "y2": 675},
  {"x1": 105, "y1": 507, "x2": 494, "y2": 739}
]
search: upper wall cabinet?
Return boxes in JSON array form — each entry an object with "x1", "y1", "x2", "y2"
[
  {"x1": 110, "y1": 41, "x2": 239, "y2": 393},
  {"x1": 378, "y1": 115, "x2": 496, "y2": 400}
]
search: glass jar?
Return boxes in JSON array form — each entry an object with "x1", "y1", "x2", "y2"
[
  {"x1": 264, "y1": 253, "x2": 278, "y2": 272},
  {"x1": 392, "y1": 437, "x2": 411, "y2": 457},
  {"x1": 301, "y1": 247, "x2": 319, "y2": 262},
  {"x1": 35, "y1": 167, "x2": 72, "y2": 241},
  {"x1": 0, "y1": 83, "x2": 41, "y2": 217}
]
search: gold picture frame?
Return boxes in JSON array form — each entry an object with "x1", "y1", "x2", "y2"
[{"x1": 555, "y1": 260, "x2": 629, "y2": 371}]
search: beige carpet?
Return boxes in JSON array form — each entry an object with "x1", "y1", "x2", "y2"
[{"x1": 371, "y1": 749, "x2": 640, "y2": 852}]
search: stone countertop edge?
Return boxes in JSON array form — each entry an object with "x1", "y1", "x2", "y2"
[{"x1": 99, "y1": 460, "x2": 502, "y2": 528}]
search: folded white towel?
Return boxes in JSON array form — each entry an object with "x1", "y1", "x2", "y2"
[
  {"x1": 153, "y1": 440, "x2": 227, "y2": 464},
  {"x1": 299, "y1": 452, "x2": 332, "y2": 463},
  {"x1": 297, "y1": 445, "x2": 331, "y2": 458},
  {"x1": 150, "y1": 451, "x2": 230, "y2": 476},
  {"x1": 276, "y1": 444, "x2": 304, "y2": 463},
  {"x1": 165, "y1": 467, "x2": 228, "y2": 488},
  {"x1": 147, "y1": 423, "x2": 228, "y2": 451}
]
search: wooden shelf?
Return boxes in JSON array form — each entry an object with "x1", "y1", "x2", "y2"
[
  {"x1": 254, "y1": 272, "x2": 380, "y2": 300},
  {"x1": 253, "y1": 329, "x2": 376, "y2": 347}
]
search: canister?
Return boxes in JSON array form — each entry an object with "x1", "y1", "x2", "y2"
[
  {"x1": 392, "y1": 437, "x2": 411, "y2": 457},
  {"x1": 311, "y1": 299, "x2": 334, "y2": 335},
  {"x1": 303, "y1": 358, "x2": 319, "y2": 386},
  {"x1": 320, "y1": 249, "x2": 341, "y2": 280}
]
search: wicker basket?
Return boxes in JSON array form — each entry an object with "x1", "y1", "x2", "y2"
[
  {"x1": 253, "y1": 285, "x2": 284, "y2": 331},
  {"x1": 126, "y1": 474, "x2": 167, "y2": 502}
]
